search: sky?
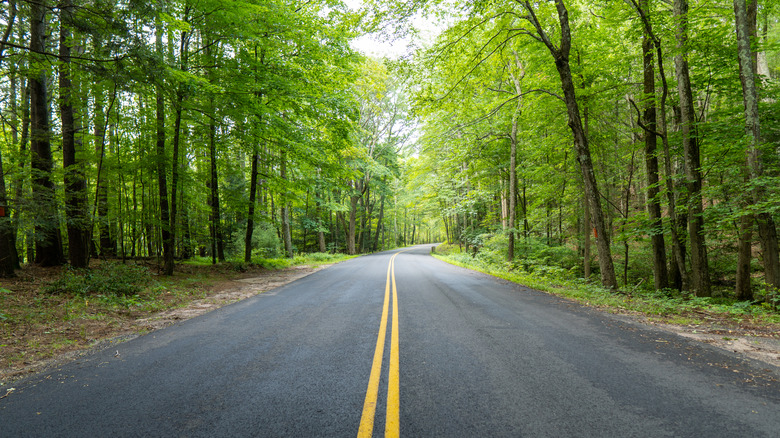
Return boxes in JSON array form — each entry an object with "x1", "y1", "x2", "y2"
[{"x1": 343, "y1": 0, "x2": 443, "y2": 59}]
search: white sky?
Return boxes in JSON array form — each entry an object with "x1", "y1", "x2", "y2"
[{"x1": 344, "y1": 0, "x2": 443, "y2": 59}]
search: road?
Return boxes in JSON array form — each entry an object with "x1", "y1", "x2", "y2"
[{"x1": 2, "y1": 245, "x2": 779, "y2": 437}]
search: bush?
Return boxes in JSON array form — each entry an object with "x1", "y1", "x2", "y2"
[
  {"x1": 45, "y1": 262, "x2": 151, "y2": 297},
  {"x1": 252, "y1": 222, "x2": 282, "y2": 258}
]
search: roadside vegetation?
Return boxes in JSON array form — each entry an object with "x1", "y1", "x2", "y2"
[
  {"x1": 433, "y1": 240, "x2": 780, "y2": 329},
  {"x1": 0, "y1": 253, "x2": 352, "y2": 380}
]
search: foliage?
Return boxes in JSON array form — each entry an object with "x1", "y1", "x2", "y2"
[
  {"x1": 433, "y1": 249, "x2": 780, "y2": 325},
  {"x1": 44, "y1": 263, "x2": 151, "y2": 297}
]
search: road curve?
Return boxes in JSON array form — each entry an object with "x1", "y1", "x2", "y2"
[{"x1": 1, "y1": 244, "x2": 779, "y2": 437}]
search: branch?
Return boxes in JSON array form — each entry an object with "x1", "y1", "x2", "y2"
[
  {"x1": 628, "y1": 98, "x2": 665, "y2": 138},
  {"x1": 436, "y1": 29, "x2": 517, "y2": 102},
  {"x1": 0, "y1": 40, "x2": 129, "y2": 63}
]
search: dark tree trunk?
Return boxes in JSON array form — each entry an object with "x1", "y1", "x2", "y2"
[
  {"x1": 373, "y1": 194, "x2": 385, "y2": 251},
  {"x1": 734, "y1": 0, "x2": 780, "y2": 290},
  {"x1": 0, "y1": 150, "x2": 16, "y2": 276},
  {"x1": 674, "y1": 0, "x2": 710, "y2": 296},
  {"x1": 735, "y1": 214, "x2": 754, "y2": 300},
  {"x1": 631, "y1": 0, "x2": 687, "y2": 290},
  {"x1": 208, "y1": 112, "x2": 224, "y2": 263},
  {"x1": 30, "y1": 0, "x2": 64, "y2": 267},
  {"x1": 155, "y1": 18, "x2": 173, "y2": 275},
  {"x1": 245, "y1": 145, "x2": 259, "y2": 262},
  {"x1": 347, "y1": 180, "x2": 361, "y2": 255},
  {"x1": 59, "y1": 0, "x2": 89, "y2": 269},
  {"x1": 523, "y1": 0, "x2": 616, "y2": 288},
  {"x1": 640, "y1": 0, "x2": 669, "y2": 290},
  {"x1": 280, "y1": 150, "x2": 293, "y2": 258}
]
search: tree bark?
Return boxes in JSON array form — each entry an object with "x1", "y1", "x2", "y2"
[
  {"x1": 674, "y1": 0, "x2": 710, "y2": 296},
  {"x1": 507, "y1": 54, "x2": 523, "y2": 262},
  {"x1": 30, "y1": 0, "x2": 64, "y2": 266},
  {"x1": 155, "y1": 16, "x2": 173, "y2": 275},
  {"x1": 59, "y1": 0, "x2": 89, "y2": 268},
  {"x1": 245, "y1": 145, "x2": 259, "y2": 262},
  {"x1": 640, "y1": 0, "x2": 669, "y2": 290},
  {"x1": 0, "y1": 0, "x2": 19, "y2": 273},
  {"x1": 0, "y1": 149, "x2": 16, "y2": 276},
  {"x1": 208, "y1": 110, "x2": 224, "y2": 263},
  {"x1": 280, "y1": 150, "x2": 293, "y2": 258},
  {"x1": 523, "y1": 0, "x2": 617, "y2": 288},
  {"x1": 734, "y1": 0, "x2": 780, "y2": 290},
  {"x1": 735, "y1": 213, "x2": 754, "y2": 300},
  {"x1": 374, "y1": 193, "x2": 385, "y2": 251}
]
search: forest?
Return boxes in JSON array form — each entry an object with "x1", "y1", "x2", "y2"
[{"x1": 1, "y1": 0, "x2": 780, "y2": 307}]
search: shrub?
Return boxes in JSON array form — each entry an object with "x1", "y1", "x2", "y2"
[
  {"x1": 252, "y1": 221, "x2": 282, "y2": 258},
  {"x1": 45, "y1": 262, "x2": 151, "y2": 297}
]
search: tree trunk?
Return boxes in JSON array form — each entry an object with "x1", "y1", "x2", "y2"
[
  {"x1": 641, "y1": 0, "x2": 669, "y2": 290},
  {"x1": 523, "y1": 0, "x2": 616, "y2": 288},
  {"x1": 674, "y1": 0, "x2": 710, "y2": 296},
  {"x1": 155, "y1": 17, "x2": 173, "y2": 275},
  {"x1": 59, "y1": 0, "x2": 89, "y2": 268},
  {"x1": 734, "y1": 0, "x2": 780, "y2": 289},
  {"x1": 0, "y1": 149, "x2": 16, "y2": 276},
  {"x1": 245, "y1": 145, "x2": 259, "y2": 262},
  {"x1": 280, "y1": 150, "x2": 293, "y2": 258},
  {"x1": 348, "y1": 188, "x2": 359, "y2": 255},
  {"x1": 0, "y1": 0, "x2": 19, "y2": 273},
  {"x1": 373, "y1": 193, "x2": 385, "y2": 251},
  {"x1": 30, "y1": 0, "x2": 64, "y2": 266},
  {"x1": 507, "y1": 54, "x2": 523, "y2": 262},
  {"x1": 735, "y1": 213, "x2": 754, "y2": 300}
]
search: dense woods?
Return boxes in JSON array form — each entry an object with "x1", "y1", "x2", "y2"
[
  {"x1": 401, "y1": 0, "x2": 780, "y2": 302},
  {"x1": 0, "y1": 0, "x2": 433, "y2": 279},
  {"x1": 1, "y1": 0, "x2": 780, "y2": 305}
]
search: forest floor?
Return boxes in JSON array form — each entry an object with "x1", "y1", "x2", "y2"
[{"x1": 2, "y1": 259, "x2": 779, "y2": 386}]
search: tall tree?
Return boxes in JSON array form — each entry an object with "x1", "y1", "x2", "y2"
[
  {"x1": 673, "y1": 0, "x2": 710, "y2": 296},
  {"x1": 522, "y1": 0, "x2": 617, "y2": 289},
  {"x1": 155, "y1": 14, "x2": 173, "y2": 275},
  {"x1": 59, "y1": 0, "x2": 89, "y2": 268},
  {"x1": 638, "y1": 0, "x2": 668, "y2": 290},
  {"x1": 734, "y1": 0, "x2": 780, "y2": 295},
  {"x1": 506, "y1": 53, "x2": 523, "y2": 262},
  {"x1": 29, "y1": 0, "x2": 64, "y2": 266}
]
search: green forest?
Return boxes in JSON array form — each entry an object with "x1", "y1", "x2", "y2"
[{"x1": 1, "y1": 0, "x2": 780, "y2": 307}]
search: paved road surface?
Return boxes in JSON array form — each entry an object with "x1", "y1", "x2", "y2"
[{"x1": 2, "y1": 245, "x2": 779, "y2": 437}]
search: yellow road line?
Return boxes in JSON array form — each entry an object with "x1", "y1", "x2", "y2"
[
  {"x1": 357, "y1": 258, "x2": 392, "y2": 438},
  {"x1": 358, "y1": 250, "x2": 406, "y2": 438},
  {"x1": 386, "y1": 253, "x2": 400, "y2": 437}
]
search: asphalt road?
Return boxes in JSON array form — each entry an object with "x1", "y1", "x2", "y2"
[{"x1": 2, "y1": 245, "x2": 779, "y2": 437}]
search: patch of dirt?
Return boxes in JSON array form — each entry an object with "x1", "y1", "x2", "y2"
[
  {"x1": 635, "y1": 315, "x2": 780, "y2": 370},
  {"x1": 0, "y1": 263, "x2": 328, "y2": 385},
  {"x1": 134, "y1": 265, "x2": 323, "y2": 331}
]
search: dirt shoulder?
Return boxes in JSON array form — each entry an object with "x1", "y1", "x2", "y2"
[
  {"x1": 0, "y1": 263, "x2": 329, "y2": 385},
  {"x1": 643, "y1": 317, "x2": 780, "y2": 370}
]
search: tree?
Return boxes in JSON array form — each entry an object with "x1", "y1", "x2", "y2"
[
  {"x1": 59, "y1": 0, "x2": 89, "y2": 268},
  {"x1": 734, "y1": 0, "x2": 780, "y2": 297},
  {"x1": 29, "y1": 0, "x2": 64, "y2": 266},
  {"x1": 521, "y1": 0, "x2": 617, "y2": 289},
  {"x1": 673, "y1": 0, "x2": 710, "y2": 297}
]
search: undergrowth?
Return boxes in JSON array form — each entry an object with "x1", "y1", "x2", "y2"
[{"x1": 433, "y1": 240, "x2": 780, "y2": 326}]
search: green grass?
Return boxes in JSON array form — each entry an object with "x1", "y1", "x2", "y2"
[{"x1": 433, "y1": 246, "x2": 780, "y2": 326}]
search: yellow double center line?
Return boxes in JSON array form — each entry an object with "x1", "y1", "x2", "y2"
[{"x1": 357, "y1": 250, "x2": 404, "y2": 438}]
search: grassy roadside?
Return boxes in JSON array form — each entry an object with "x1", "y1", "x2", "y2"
[
  {"x1": 432, "y1": 244, "x2": 780, "y2": 331},
  {"x1": 0, "y1": 253, "x2": 354, "y2": 381}
]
